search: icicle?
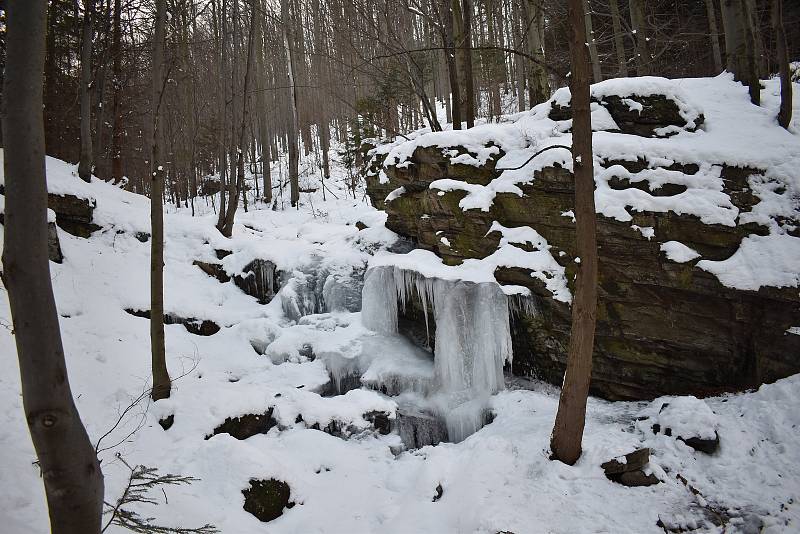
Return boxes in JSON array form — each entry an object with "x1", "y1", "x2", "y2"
[
  {"x1": 361, "y1": 266, "x2": 399, "y2": 334},
  {"x1": 360, "y1": 264, "x2": 515, "y2": 442}
]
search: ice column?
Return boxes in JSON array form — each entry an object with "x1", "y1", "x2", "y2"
[{"x1": 361, "y1": 265, "x2": 515, "y2": 441}]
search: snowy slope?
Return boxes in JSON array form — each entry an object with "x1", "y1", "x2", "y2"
[{"x1": 1, "y1": 78, "x2": 800, "y2": 533}]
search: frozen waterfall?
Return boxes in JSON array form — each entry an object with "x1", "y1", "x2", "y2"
[{"x1": 361, "y1": 265, "x2": 517, "y2": 442}]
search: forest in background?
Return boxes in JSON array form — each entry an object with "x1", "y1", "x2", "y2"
[{"x1": 9, "y1": 0, "x2": 800, "y2": 210}]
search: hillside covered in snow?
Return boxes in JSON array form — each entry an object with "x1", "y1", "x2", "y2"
[{"x1": 1, "y1": 74, "x2": 800, "y2": 534}]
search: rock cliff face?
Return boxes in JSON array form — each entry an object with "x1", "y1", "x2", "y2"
[{"x1": 364, "y1": 81, "x2": 800, "y2": 401}]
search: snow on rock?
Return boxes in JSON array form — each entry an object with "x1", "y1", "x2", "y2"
[
  {"x1": 638, "y1": 396, "x2": 719, "y2": 442},
  {"x1": 660, "y1": 240, "x2": 701, "y2": 263},
  {"x1": 697, "y1": 233, "x2": 800, "y2": 290}
]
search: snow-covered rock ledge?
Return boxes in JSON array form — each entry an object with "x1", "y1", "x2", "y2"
[{"x1": 364, "y1": 75, "x2": 800, "y2": 400}]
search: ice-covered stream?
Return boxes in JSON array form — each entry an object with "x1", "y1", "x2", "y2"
[{"x1": 361, "y1": 265, "x2": 515, "y2": 442}]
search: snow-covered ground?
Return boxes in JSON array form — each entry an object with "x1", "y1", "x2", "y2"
[{"x1": 1, "y1": 75, "x2": 800, "y2": 533}]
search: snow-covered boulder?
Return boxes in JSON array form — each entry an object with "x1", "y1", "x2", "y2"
[{"x1": 639, "y1": 396, "x2": 720, "y2": 453}]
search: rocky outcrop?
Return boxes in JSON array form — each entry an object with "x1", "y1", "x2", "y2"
[
  {"x1": 48, "y1": 193, "x2": 101, "y2": 237},
  {"x1": 124, "y1": 308, "x2": 221, "y2": 336},
  {"x1": 550, "y1": 93, "x2": 704, "y2": 137},
  {"x1": 365, "y1": 146, "x2": 800, "y2": 401}
]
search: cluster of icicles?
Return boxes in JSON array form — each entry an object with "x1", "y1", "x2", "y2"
[{"x1": 361, "y1": 265, "x2": 535, "y2": 442}]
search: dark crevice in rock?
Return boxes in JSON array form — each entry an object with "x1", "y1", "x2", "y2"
[{"x1": 233, "y1": 259, "x2": 280, "y2": 304}]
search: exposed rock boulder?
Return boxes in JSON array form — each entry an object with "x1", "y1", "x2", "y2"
[
  {"x1": 47, "y1": 221, "x2": 64, "y2": 263},
  {"x1": 124, "y1": 308, "x2": 221, "y2": 336},
  {"x1": 206, "y1": 410, "x2": 277, "y2": 440},
  {"x1": 601, "y1": 448, "x2": 660, "y2": 487},
  {"x1": 48, "y1": 192, "x2": 101, "y2": 237},
  {"x1": 193, "y1": 260, "x2": 231, "y2": 283},
  {"x1": 242, "y1": 479, "x2": 294, "y2": 523}
]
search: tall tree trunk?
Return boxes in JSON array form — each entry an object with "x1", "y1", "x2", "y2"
[
  {"x1": 2, "y1": 1, "x2": 104, "y2": 530},
  {"x1": 78, "y1": 0, "x2": 94, "y2": 182},
  {"x1": 720, "y1": 0, "x2": 760, "y2": 104},
  {"x1": 705, "y1": 0, "x2": 723, "y2": 74},
  {"x1": 550, "y1": 0, "x2": 598, "y2": 466},
  {"x1": 282, "y1": 0, "x2": 300, "y2": 206},
  {"x1": 222, "y1": 0, "x2": 257, "y2": 235},
  {"x1": 608, "y1": 0, "x2": 628, "y2": 77},
  {"x1": 256, "y1": 1, "x2": 272, "y2": 203},
  {"x1": 216, "y1": 0, "x2": 229, "y2": 230},
  {"x1": 149, "y1": 0, "x2": 171, "y2": 401},
  {"x1": 460, "y1": 0, "x2": 475, "y2": 128},
  {"x1": 523, "y1": 0, "x2": 549, "y2": 106},
  {"x1": 772, "y1": 0, "x2": 792, "y2": 129},
  {"x1": 583, "y1": 0, "x2": 602, "y2": 83},
  {"x1": 440, "y1": 0, "x2": 462, "y2": 128},
  {"x1": 110, "y1": 0, "x2": 124, "y2": 182},
  {"x1": 629, "y1": 0, "x2": 650, "y2": 76}
]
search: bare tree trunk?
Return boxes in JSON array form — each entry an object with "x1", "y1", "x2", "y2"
[
  {"x1": 608, "y1": 0, "x2": 628, "y2": 77},
  {"x1": 583, "y1": 0, "x2": 602, "y2": 83},
  {"x1": 255, "y1": 1, "x2": 272, "y2": 203},
  {"x1": 282, "y1": 0, "x2": 300, "y2": 206},
  {"x1": 550, "y1": 0, "x2": 598, "y2": 466},
  {"x1": 216, "y1": 0, "x2": 229, "y2": 230},
  {"x1": 78, "y1": 0, "x2": 94, "y2": 182},
  {"x1": 439, "y1": 0, "x2": 462, "y2": 128},
  {"x1": 772, "y1": 0, "x2": 792, "y2": 129},
  {"x1": 720, "y1": 0, "x2": 760, "y2": 104},
  {"x1": 2, "y1": 1, "x2": 104, "y2": 530},
  {"x1": 222, "y1": 0, "x2": 257, "y2": 235},
  {"x1": 149, "y1": 0, "x2": 171, "y2": 401},
  {"x1": 705, "y1": 0, "x2": 723, "y2": 73},
  {"x1": 460, "y1": 0, "x2": 475, "y2": 128},
  {"x1": 110, "y1": 0, "x2": 124, "y2": 182},
  {"x1": 523, "y1": 0, "x2": 549, "y2": 106},
  {"x1": 629, "y1": 0, "x2": 650, "y2": 76}
]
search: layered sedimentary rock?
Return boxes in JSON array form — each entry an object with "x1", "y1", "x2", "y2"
[{"x1": 364, "y1": 83, "x2": 800, "y2": 401}]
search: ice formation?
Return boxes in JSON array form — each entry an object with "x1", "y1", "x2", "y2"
[{"x1": 361, "y1": 265, "x2": 516, "y2": 441}]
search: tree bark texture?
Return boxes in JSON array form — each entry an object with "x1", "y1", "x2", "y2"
[
  {"x1": 149, "y1": 0, "x2": 171, "y2": 401},
  {"x1": 2, "y1": 0, "x2": 105, "y2": 530},
  {"x1": 550, "y1": 0, "x2": 599, "y2": 467},
  {"x1": 78, "y1": 0, "x2": 94, "y2": 182}
]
